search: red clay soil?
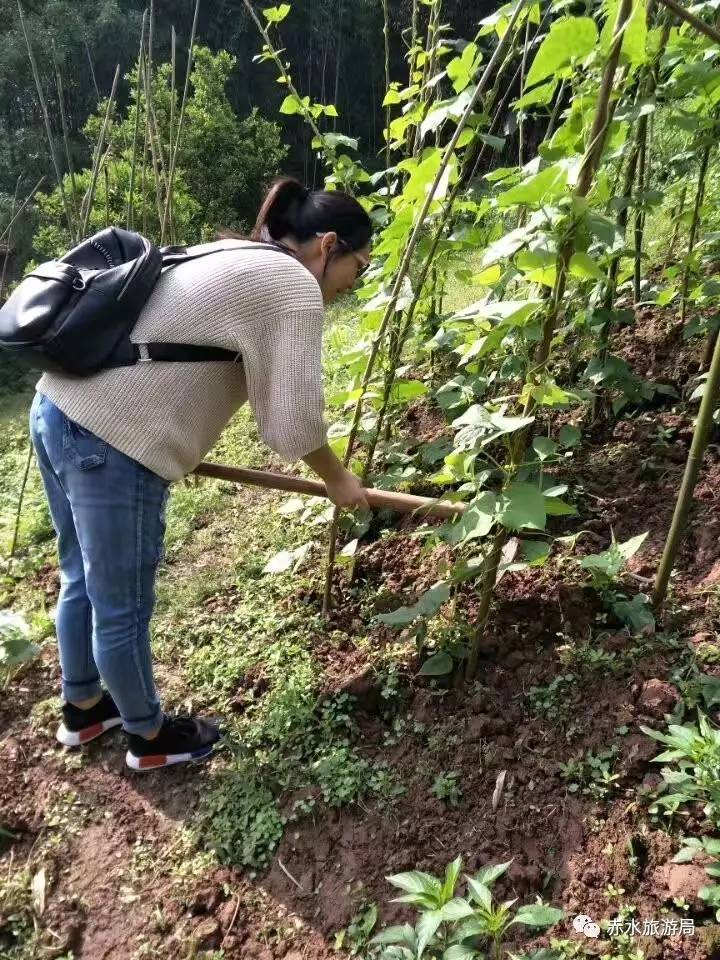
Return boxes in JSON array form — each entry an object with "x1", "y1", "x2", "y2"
[{"x1": 2, "y1": 307, "x2": 720, "y2": 959}]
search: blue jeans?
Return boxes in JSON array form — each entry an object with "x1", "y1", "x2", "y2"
[{"x1": 30, "y1": 392, "x2": 169, "y2": 735}]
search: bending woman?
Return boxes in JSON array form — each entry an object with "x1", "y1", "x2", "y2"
[{"x1": 30, "y1": 177, "x2": 371, "y2": 771}]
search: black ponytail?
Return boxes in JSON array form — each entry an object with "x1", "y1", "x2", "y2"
[{"x1": 250, "y1": 176, "x2": 371, "y2": 252}]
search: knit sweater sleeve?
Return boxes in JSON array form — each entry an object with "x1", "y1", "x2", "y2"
[{"x1": 238, "y1": 306, "x2": 329, "y2": 462}]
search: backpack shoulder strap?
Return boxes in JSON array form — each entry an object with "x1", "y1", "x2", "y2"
[{"x1": 159, "y1": 239, "x2": 297, "y2": 269}]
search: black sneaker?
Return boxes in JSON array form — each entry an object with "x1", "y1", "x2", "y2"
[
  {"x1": 125, "y1": 714, "x2": 221, "y2": 771},
  {"x1": 56, "y1": 691, "x2": 123, "y2": 747}
]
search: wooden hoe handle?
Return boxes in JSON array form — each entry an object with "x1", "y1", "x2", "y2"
[{"x1": 193, "y1": 461, "x2": 467, "y2": 519}]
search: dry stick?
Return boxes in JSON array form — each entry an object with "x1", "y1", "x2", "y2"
[
  {"x1": 0, "y1": 176, "x2": 46, "y2": 247},
  {"x1": 411, "y1": 0, "x2": 442, "y2": 160},
  {"x1": 321, "y1": 0, "x2": 530, "y2": 614},
  {"x1": 17, "y1": 0, "x2": 75, "y2": 239},
  {"x1": 0, "y1": 178, "x2": 20, "y2": 303},
  {"x1": 80, "y1": 64, "x2": 120, "y2": 235},
  {"x1": 143, "y1": 68, "x2": 168, "y2": 227},
  {"x1": 194, "y1": 461, "x2": 466, "y2": 519},
  {"x1": 465, "y1": 0, "x2": 634, "y2": 681},
  {"x1": 53, "y1": 54, "x2": 80, "y2": 240},
  {"x1": 161, "y1": 0, "x2": 201, "y2": 242},
  {"x1": 679, "y1": 142, "x2": 711, "y2": 327},
  {"x1": 127, "y1": 11, "x2": 149, "y2": 230},
  {"x1": 656, "y1": 0, "x2": 720, "y2": 43},
  {"x1": 652, "y1": 324, "x2": 720, "y2": 605}
]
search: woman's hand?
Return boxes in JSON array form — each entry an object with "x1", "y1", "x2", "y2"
[{"x1": 325, "y1": 467, "x2": 370, "y2": 511}]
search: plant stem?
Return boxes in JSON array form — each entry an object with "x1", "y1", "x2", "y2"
[
  {"x1": 652, "y1": 325, "x2": 720, "y2": 606},
  {"x1": 465, "y1": 0, "x2": 633, "y2": 680},
  {"x1": 322, "y1": 0, "x2": 530, "y2": 614},
  {"x1": 0, "y1": 176, "x2": 46, "y2": 248},
  {"x1": 663, "y1": 183, "x2": 686, "y2": 272},
  {"x1": 518, "y1": 16, "x2": 531, "y2": 167},
  {"x1": 8, "y1": 444, "x2": 34, "y2": 563}
]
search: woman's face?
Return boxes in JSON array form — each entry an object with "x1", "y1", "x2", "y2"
[{"x1": 302, "y1": 233, "x2": 371, "y2": 305}]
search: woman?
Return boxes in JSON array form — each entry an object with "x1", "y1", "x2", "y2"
[{"x1": 30, "y1": 177, "x2": 372, "y2": 772}]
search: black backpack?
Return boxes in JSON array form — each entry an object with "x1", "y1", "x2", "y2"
[{"x1": 0, "y1": 226, "x2": 293, "y2": 376}]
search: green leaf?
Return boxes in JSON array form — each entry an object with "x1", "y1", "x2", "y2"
[
  {"x1": 466, "y1": 877, "x2": 493, "y2": 909},
  {"x1": 440, "y1": 898, "x2": 475, "y2": 921},
  {"x1": 473, "y1": 860, "x2": 512, "y2": 886},
  {"x1": 497, "y1": 162, "x2": 568, "y2": 209},
  {"x1": 392, "y1": 380, "x2": 428, "y2": 403},
  {"x1": 522, "y1": 540, "x2": 551, "y2": 566},
  {"x1": 500, "y1": 483, "x2": 547, "y2": 532},
  {"x1": 525, "y1": 17, "x2": 599, "y2": 87},
  {"x1": 387, "y1": 871, "x2": 443, "y2": 898},
  {"x1": 263, "y1": 4, "x2": 291, "y2": 23},
  {"x1": 533, "y1": 437, "x2": 559, "y2": 461},
  {"x1": 441, "y1": 857, "x2": 463, "y2": 902},
  {"x1": 511, "y1": 904, "x2": 565, "y2": 928},
  {"x1": 279, "y1": 93, "x2": 303, "y2": 115},
  {"x1": 601, "y1": 0, "x2": 648, "y2": 66},
  {"x1": 378, "y1": 583, "x2": 451, "y2": 627},
  {"x1": 570, "y1": 251, "x2": 605, "y2": 280},
  {"x1": 516, "y1": 79, "x2": 558, "y2": 109},
  {"x1": 443, "y1": 492, "x2": 496, "y2": 546},
  {"x1": 447, "y1": 42, "x2": 481, "y2": 93},
  {"x1": 559, "y1": 425, "x2": 581, "y2": 448},
  {"x1": 420, "y1": 652, "x2": 454, "y2": 676},
  {"x1": 417, "y1": 910, "x2": 444, "y2": 957},
  {"x1": 443, "y1": 945, "x2": 480, "y2": 960},
  {"x1": 612, "y1": 593, "x2": 655, "y2": 634},
  {"x1": 370, "y1": 923, "x2": 417, "y2": 948}
]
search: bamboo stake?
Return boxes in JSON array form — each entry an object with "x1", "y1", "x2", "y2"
[
  {"x1": 16, "y1": 0, "x2": 75, "y2": 239},
  {"x1": 657, "y1": 0, "x2": 720, "y2": 43},
  {"x1": 652, "y1": 329, "x2": 720, "y2": 605},
  {"x1": 633, "y1": 110, "x2": 650, "y2": 302},
  {"x1": 194, "y1": 461, "x2": 466, "y2": 519},
  {"x1": 518, "y1": 16, "x2": 531, "y2": 167},
  {"x1": 170, "y1": 25, "x2": 177, "y2": 242},
  {"x1": 663, "y1": 183, "x2": 686, "y2": 270},
  {"x1": 127, "y1": 11, "x2": 148, "y2": 230},
  {"x1": 680, "y1": 142, "x2": 711, "y2": 326},
  {"x1": 161, "y1": 0, "x2": 201, "y2": 242},
  {"x1": 321, "y1": 0, "x2": 530, "y2": 614},
  {"x1": 53, "y1": 51, "x2": 80, "y2": 241},
  {"x1": 8, "y1": 445, "x2": 34, "y2": 563},
  {"x1": 85, "y1": 41, "x2": 100, "y2": 101},
  {"x1": 465, "y1": 0, "x2": 634, "y2": 680},
  {"x1": 80, "y1": 64, "x2": 120, "y2": 236},
  {"x1": 381, "y1": 0, "x2": 392, "y2": 209}
]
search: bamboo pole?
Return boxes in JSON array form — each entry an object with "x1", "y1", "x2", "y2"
[
  {"x1": 465, "y1": 0, "x2": 634, "y2": 680},
  {"x1": 321, "y1": 0, "x2": 530, "y2": 614},
  {"x1": 127, "y1": 11, "x2": 148, "y2": 230},
  {"x1": 53, "y1": 52, "x2": 80, "y2": 241},
  {"x1": 656, "y1": 0, "x2": 720, "y2": 43},
  {"x1": 17, "y1": 1, "x2": 75, "y2": 239},
  {"x1": 169, "y1": 25, "x2": 177, "y2": 242},
  {"x1": 652, "y1": 330, "x2": 720, "y2": 605},
  {"x1": 680, "y1": 142, "x2": 711, "y2": 326},
  {"x1": 193, "y1": 461, "x2": 466, "y2": 519},
  {"x1": 381, "y1": 0, "x2": 392, "y2": 209},
  {"x1": 80, "y1": 64, "x2": 120, "y2": 236},
  {"x1": 161, "y1": 0, "x2": 201, "y2": 242}
]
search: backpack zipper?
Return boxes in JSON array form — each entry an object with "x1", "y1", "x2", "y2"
[
  {"x1": 117, "y1": 254, "x2": 145, "y2": 300},
  {"x1": 90, "y1": 238, "x2": 116, "y2": 268}
]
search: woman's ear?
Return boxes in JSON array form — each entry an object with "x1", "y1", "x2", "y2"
[{"x1": 319, "y1": 231, "x2": 338, "y2": 260}]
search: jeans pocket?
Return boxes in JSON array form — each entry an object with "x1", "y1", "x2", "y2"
[{"x1": 62, "y1": 417, "x2": 109, "y2": 471}]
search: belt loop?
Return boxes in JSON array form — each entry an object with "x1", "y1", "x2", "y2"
[{"x1": 138, "y1": 344, "x2": 151, "y2": 363}]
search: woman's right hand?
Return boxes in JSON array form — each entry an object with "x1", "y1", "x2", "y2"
[{"x1": 325, "y1": 467, "x2": 370, "y2": 511}]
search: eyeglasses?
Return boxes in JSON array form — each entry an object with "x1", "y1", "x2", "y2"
[{"x1": 317, "y1": 232, "x2": 370, "y2": 280}]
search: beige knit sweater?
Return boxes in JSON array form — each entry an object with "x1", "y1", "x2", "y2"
[{"x1": 37, "y1": 240, "x2": 328, "y2": 482}]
